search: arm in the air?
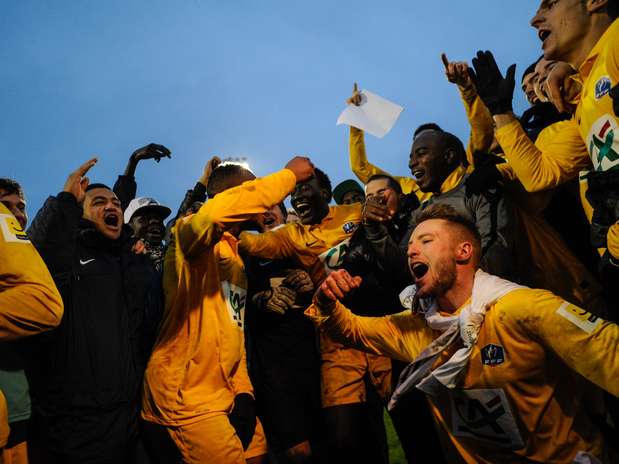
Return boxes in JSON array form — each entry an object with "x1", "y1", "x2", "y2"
[
  {"x1": 305, "y1": 298, "x2": 428, "y2": 362},
  {"x1": 176, "y1": 169, "x2": 296, "y2": 258},
  {"x1": 460, "y1": 86, "x2": 494, "y2": 165}
]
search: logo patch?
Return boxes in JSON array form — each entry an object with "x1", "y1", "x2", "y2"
[
  {"x1": 318, "y1": 238, "x2": 350, "y2": 274},
  {"x1": 343, "y1": 222, "x2": 358, "y2": 234},
  {"x1": 450, "y1": 388, "x2": 524, "y2": 449},
  {"x1": 556, "y1": 301, "x2": 601, "y2": 334},
  {"x1": 481, "y1": 344, "x2": 505, "y2": 366},
  {"x1": 595, "y1": 76, "x2": 612, "y2": 99},
  {"x1": 221, "y1": 281, "x2": 247, "y2": 329},
  {"x1": 0, "y1": 213, "x2": 29, "y2": 243},
  {"x1": 587, "y1": 115, "x2": 619, "y2": 171}
]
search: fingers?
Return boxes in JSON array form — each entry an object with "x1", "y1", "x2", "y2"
[
  {"x1": 505, "y1": 63, "x2": 517, "y2": 85},
  {"x1": 324, "y1": 269, "x2": 358, "y2": 299},
  {"x1": 441, "y1": 53, "x2": 450, "y2": 70},
  {"x1": 211, "y1": 156, "x2": 222, "y2": 169},
  {"x1": 353, "y1": 82, "x2": 358, "y2": 93},
  {"x1": 80, "y1": 177, "x2": 90, "y2": 191},
  {"x1": 74, "y1": 157, "x2": 98, "y2": 177}
]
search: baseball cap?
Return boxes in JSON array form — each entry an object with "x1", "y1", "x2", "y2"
[
  {"x1": 333, "y1": 179, "x2": 364, "y2": 205},
  {"x1": 124, "y1": 197, "x2": 172, "y2": 224}
]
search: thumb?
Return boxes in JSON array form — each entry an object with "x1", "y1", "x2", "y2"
[
  {"x1": 351, "y1": 276, "x2": 363, "y2": 288},
  {"x1": 80, "y1": 177, "x2": 90, "y2": 190}
]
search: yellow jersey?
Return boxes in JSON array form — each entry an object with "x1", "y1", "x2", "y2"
[
  {"x1": 142, "y1": 169, "x2": 296, "y2": 426},
  {"x1": 306, "y1": 287, "x2": 618, "y2": 463}
]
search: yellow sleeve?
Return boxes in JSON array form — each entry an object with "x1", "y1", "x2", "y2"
[
  {"x1": 0, "y1": 390, "x2": 7, "y2": 449},
  {"x1": 495, "y1": 119, "x2": 591, "y2": 192},
  {"x1": 460, "y1": 86, "x2": 494, "y2": 165},
  {"x1": 176, "y1": 169, "x2": 296, "y2": 259},
  {"x1": 507, "y1": 288, "x2": 619, "y2": 397},
  {"x1": 608, "y1": 222, "x2": 619, "y2": 259},
  {"x1": 349, "y1": 126, "x2": 420, "y2": 196},
  {"x1": 238, "y1": 225, "x2": 299, "y2": 260},
  {"x1": 305, "y1": 299, "x2": 430, "y2": 362},
  {"x1": 231, "y1": 347, "x2": 254, "y2": 397},
  {"x1": 0, "y1": 204, "x2": 64, "y2": 341}
]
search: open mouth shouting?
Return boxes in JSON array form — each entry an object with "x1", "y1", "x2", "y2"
[
  {"x1": 103, "y1": 211, "x2": 121, "y2": 231},
  {"x1": 538, "y1": 28, "x2": 551, "y2": 48},
  {"x1": 293, "y1": 200, "x2": 314, "y2": 223},
  {"x1": 410, "y1": 261, "x2": 429, "y2": 282},
  {"x1": 411, "y1": 169, "x2": 425, "y2": 182}
]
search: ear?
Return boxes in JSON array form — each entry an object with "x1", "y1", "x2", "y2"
[
  {"x1": 444, "y1": 147, "x2": 458, "y2": 166},
  {"x1": 586, "y1": 0, "x2": 609, "y2": 13},
  {"x1": 454, "y1": 241, "x2": 474, "y2": 264},
  {"x1": 320, "y1": 188, "x2": 331, "y2": 203}
]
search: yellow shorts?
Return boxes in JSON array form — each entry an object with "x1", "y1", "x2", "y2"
[
  {"x1": 167, "y1": 412, "x2": 267, "y2": 463},
  {"x1": 320, "y1": 333, "x2": 392, "y2": 408}
]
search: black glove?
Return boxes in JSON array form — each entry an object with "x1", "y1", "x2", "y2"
[
  {"x1": 465, "y1": 163, "x2": 503, "y2": 196},
  {"x1": 610, "y1": 83, "x2": 619, "y2": 117},
  {"x1": 228, "y1": 393, "x2": 257, "y2": 450},
  {"x1": 469, "y1": 50, "x2": 516, "y2": 115}
]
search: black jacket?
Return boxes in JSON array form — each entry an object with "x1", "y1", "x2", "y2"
[
  {"x1": 339, "y1": 194, "x2": 419, "y2": 316},
  {"x1": 27, "y1": 192, "x2": 154, "y2": 459}
]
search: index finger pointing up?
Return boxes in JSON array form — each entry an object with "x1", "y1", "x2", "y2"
[
  {"x1": 75, "y1": 157, "x2": 98, "y2": 177},
  {"x1": 441, "y1": 53, "x2": 450, "y2": 70}
]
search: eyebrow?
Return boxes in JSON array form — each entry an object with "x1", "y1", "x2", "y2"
[{"x1": 412, "y1": 232, "x2": 435, "y2": 242}]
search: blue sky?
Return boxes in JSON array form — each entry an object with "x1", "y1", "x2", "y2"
[{"x1": 1, "y1": 1, "x2": 542, "y2": 219}]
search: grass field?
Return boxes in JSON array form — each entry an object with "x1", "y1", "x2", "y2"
[{"x1": 385, "y1": 410, "x2": 406, "y2": 464}]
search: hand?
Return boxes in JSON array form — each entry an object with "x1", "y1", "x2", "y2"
[
  {"x1": 441, "y1": 53, "x2": 474, "y2": 91},
  {"x1": 285, "y1": 156, "x2": 315, "y2": 183},
  {"x1": 63, "y1": 157, "x2": 98, "y2": 204},
  {"x1": 199, "y1": 156, "x2": 222, "y2": 185},
  {"x1": 228, "y1": 393, "x2": 256, "y2": 451},
  {"x1": 469, "y1": 50, "x2": 516, "y2": 115},
  {"x1": 258, "y1": 286, "x2": 297, "y2": 315},
  {"x1": 283, "y1": 269, "x2": 314, "y2": 295},
  {"x1": 132, "y1": 239, "x2": 146, "y2": 255},
  {"x1": 131, "y1": 143, "x2": 171, "y2": 163},
  {"x1": 316, "y1": 269, "x2": 362, "y2": 306},
  {"x1": 545, "y1": 62, "x2": 578, "y2": 114},
  {"x1": 362, "y1": 196, "x2": 393, "y2": 224},
  {"x1": 608, "y1": 222, "x2": 619, "y2": 260},
  {"x1": 346, "y1": 82, "x2": 363, "y2": 106}
]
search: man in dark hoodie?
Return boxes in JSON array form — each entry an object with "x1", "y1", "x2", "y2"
[{"x1": 27, "y1": 158, "x2": 155, "y2": 464}]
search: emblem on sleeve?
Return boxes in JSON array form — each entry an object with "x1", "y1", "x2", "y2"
[
  {"x1": 556, "y1": 301, "x2": 602, "y2": 334},
  {"x1": 0, "y1": 213, "x2": 29, "y2": 243},
  {"x1": 595, "y1": 76, "x2": 612, "y2": 100},
  {"x1": 587, "y1": 115, "x2": 619, "y2": 171},
  {"x1": 343, "y1": 222, "x2": 358, "y2": 234},
  {"x1": 481, "y1": 344, "x2": 505, "y2": 366}
]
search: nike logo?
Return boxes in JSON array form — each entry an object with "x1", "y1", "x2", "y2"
[
  {"x1": 79, "y1": 258, "x2": 95, "y2": 265},
  {"x1": 305, "y1": 241, "x2": 319, "y2": 247}
]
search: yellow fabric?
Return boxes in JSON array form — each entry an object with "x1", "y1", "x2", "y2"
[
  {"x1": 495, "y1": 119, "x2": 592, "y2": 192},
  {"x1": 306, "y1": 288, "x2": 618, "y2": 463},
  {"x1": 459, "y1": 86, "x2": 494, "y2": 165},
  {"x1": 2, "y1": 441, "x2": 27, "y2": 464},
  {"x1": 244, "y1": 418, "x2": 267, "y2": 460},
  {"x1": 574, "y1": 17, "x2": 619, "y2": 172},
  {"x1": 607, "y1": 222, "x2": 619, "y2": 259},
  {"x1": 239, "y1": 204, "x2": 362, "y2": 284},
  {"x1": 142, "y1": 169, "x2": 297, "y2": 427},
  {"x1": 0, "y1": 203, "x2": 63, "y2": 341},
  {"x1": 0, "y1": 391, "x2": 7, "y2": 450}
]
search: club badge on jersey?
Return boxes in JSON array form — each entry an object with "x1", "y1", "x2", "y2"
[
  {"x1": 318, "y1": 238, "x2": 351, "y2": 274},
  {"x1": 587, "y1": 115, "x2": 619, "y2": 172},
  {"x1": 221, "y1": 281, "x2": 247, "y2": 330},
  {"x1": 0, "y1": 213, "x2": 29, "y2": 243},
  {"x1": 480, "y1": 344, "x2": 505, "y2": 366}
]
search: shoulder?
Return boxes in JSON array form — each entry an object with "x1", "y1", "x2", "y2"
[{"x1": 492, "y1": 287, "x2": 564, "y2": 322}]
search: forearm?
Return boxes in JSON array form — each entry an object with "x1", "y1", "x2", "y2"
[
  {"x1": 460, "y1": 86, "x2": 494, "y2": 163},
  {"x1": 113, "y1": 174, "x2": 137, "y2": 211}
]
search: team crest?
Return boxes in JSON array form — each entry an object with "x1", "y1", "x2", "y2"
[
  {"x1": 342, "y1": 222, "x2": 358, "y2": 234},
  {"x1": 0, "y1": 213, "x2": 29, "y2": 243},
  {"x1": 481, "y1": 344, "x2": 505, "y2": 366},
  {"x1": 587, "y1": 115, "x2": 619, "y2": 171},
  {"x1": 595, "y1": 76, "x2": 612, "y2": 100},
  {"x1": 221, "y1": 281, "x2": 247, "y2": 329}
]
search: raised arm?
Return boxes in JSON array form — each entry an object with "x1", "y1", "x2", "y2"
[
  {"x1": 304, "y1": 269, "x2": 429, "y2": 362},
  {"x1": 177, "y1": 157, "x2": 314, "y2": 258}
]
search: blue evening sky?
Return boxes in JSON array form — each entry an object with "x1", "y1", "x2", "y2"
[{"x1": 2, "y1": 1, "x2": 542, "y2": 218}]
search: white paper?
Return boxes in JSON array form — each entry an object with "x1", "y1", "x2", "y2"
[{"x1": 336, "y1": 89, "x2": 404, "y2": 138}]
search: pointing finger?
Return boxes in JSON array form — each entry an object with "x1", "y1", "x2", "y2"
[{"x1": 441, "y1": 53, "x2": 450, "y2": 70}]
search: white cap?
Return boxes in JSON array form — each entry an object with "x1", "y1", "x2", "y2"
[{"x1": 124, "y1": 197, "x2": 172, "y2": 224}]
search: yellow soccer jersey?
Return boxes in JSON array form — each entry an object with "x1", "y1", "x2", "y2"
[
  {"x1": 574, "y1": 18, "x2": 619, "y2": 172},
  {"x1": 239, "y1": 203, "x2": 362, "y2": 285},
  {"x1": 306, "y1": 287, "x2": 618, "y2": 463},
  {"x1": 0, "y1": 202, "x2": 63, "y2": 341}
]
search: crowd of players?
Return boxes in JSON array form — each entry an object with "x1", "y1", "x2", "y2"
[{"x1": 1, "y1": 1, "x2": 619, "y2": 463}]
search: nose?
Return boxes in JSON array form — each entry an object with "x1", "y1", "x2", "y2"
[
  {"x1": 530, "y1": 9, "x2": 543, "y2": 29},
  {"x1": 407, "y1": 239, "x2": 420, "y2": 259},
  {"x1": 409, "y1": 156, "x2": 417, "y2": 171}
]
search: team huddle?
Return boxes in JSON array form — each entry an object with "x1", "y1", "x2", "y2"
[{"x1": 2, "y1": 1, "x2": 619, "y2": 463}]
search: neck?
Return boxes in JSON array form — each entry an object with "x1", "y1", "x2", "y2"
[
  {"x1": 436, "y1": 267, "x2": 475, "y2": 313},
  {"x1": 569, "y1": 17, "x2": 613, "y2": 68}
]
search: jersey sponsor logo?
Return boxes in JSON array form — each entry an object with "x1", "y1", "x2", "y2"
[
  {"x1": 587, "y1": 115, "x2": 619, "y2": 171},
  {"x1": 342, "y1": 221, "x2": 358, "y2": 234},
  {"x1": 318, "y1": 238, "x2": 350, "y2": 274},
  {"x1": 450, "y1": 388, "x2": 524, "y2": 449},
  {"x1": 221, "y1": 281, "x2": 247, "y2": 329},
  {"x1": 556, "y1": 301, "x2": 602, "y2": 334},
  {"x1": 480, "y1": 344, "x2": 505, "y2": 366},
  {"x1": 0, "y1": 213, "x2": 29, "y2": 243},
  {"x1": 595, "y1": 76, "x2": 612, "y2": 100}
]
